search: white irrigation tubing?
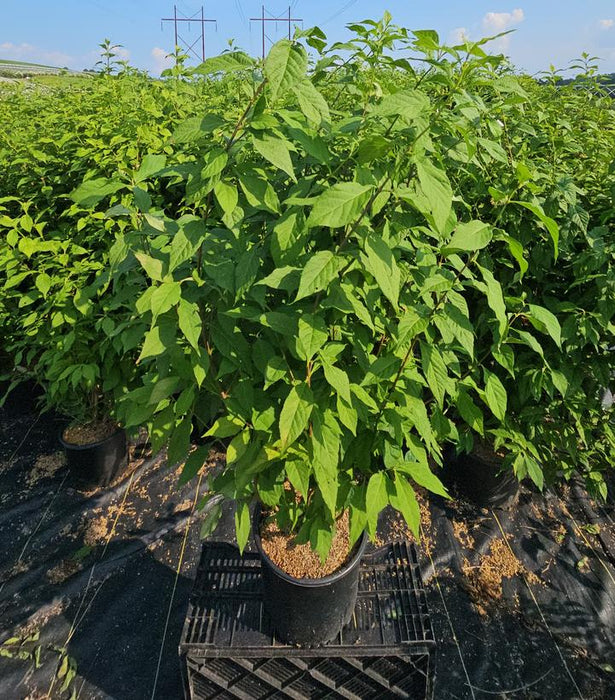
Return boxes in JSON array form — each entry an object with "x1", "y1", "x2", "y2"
[
  {"x1": 421, "y1": 523, "x2": 477, "y2": 700},
  {"x1": 150, "y1": 471, "x2": 204, "y2": 700},
  {"x1": 490, "y1": 509, "x2": 584, "y2": 700}
]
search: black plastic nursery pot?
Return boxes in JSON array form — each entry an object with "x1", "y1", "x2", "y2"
[
  {"x1": 442, "y1": 446, "x2": 519, "y2": 509},
  {"x1": 253, "y1": 509, "x2": 368, "y2": 647},
  {"x1": 59, "y1": 427, "x2": 127, "y2": 489}
]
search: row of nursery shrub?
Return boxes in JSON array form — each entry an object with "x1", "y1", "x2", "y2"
[{"x1": 1, "y1": 16, "x2": 614, "y2": 557}]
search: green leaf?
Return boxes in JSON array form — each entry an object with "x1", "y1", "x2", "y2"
[
  {"x1": 172, "y1": 114, "x2": 226, "y2": 143},
  {"x1": 35, "y1": 272, "x2": 51, "y2": 297},
  {"x1": 366, "y1": 472, "x2": 388, "y2": 537},
  {"x1": 372, "y1": 90, "x2": 429, "y2": 120},
  {"x1": 389, "y1": 475, "x2": 420, "y2": 539},
  {"x1": 151, "y1": 281, "x2": 181, "y2": 319},
  {"x1": 515, "y1": 329, "x2": 545, "y2": 358},
  {"x1": 551, "y1": 369, "x2": 569, "y2": 398},
  {"x1": 477, "y1": 137, "x2": 508, "y2": 163},
  {"x1": 311, "y1": 411, "x2": 340, "y2": 516},
  {"x1": 349, "y1": 487, "x2": 368, "y2": 546},
  {"x1": 178, "y1": 299, "x2": 202, "y2": 350},
  {"x1": 252, "y1": 133, "x2": 295, "y2": 180},
  {"x1": 149, "y1": 376, "x2": 181, "y2": 405},
  {"x1": 415, "y1": 158, "x2": 452, "y2": 233},
  {"x1": 200, "y1": 502, "x2": 223, "y2": 539},
  {"x1": 235, "y1": 501, "x2": 251, "y2": 554},
  {"x1": 483, "y1": 369, "x2": 507, "y2": 421},
  {"x1": 362, "y1": 234, "x2": 400, "y2": 309},
  {"x1": 356, "y1": 134, "x2": 392, "y2": 164},
  {"x1": 258, "y1": 265, "x2": 300, "y2": 291},
  {"x1": 279, "y1": 383, "x2": 313, "y2": 450},
  {"x1": 205, "y1": 416, "x2": 244, "y2": 438},
  {"x1": 412, "y1": 29, "x2": 440, "y2": 51},
  {"x1": 135, "y1": 154, "x2": 167, "y2": 183},
  {"x1": 169, "y1": 228, "x2": 199, "y2": 272},
  {"x1": 396, "y1": 308, "x2": 430, "y2": 349},
  {"x1": 443, "y1": 220, "x2": 492, "y2": 254},
  {"x1": 196, "y1": 51, "x2": 255, "y2": 74},
  {"x1": 527, "y1": 304, "x2": 562, "y2": 348},
  {"x1": 457, "y1": 390, "x2": 484, "y2": 434},
  {"x1": 517, "y1": 454, "x2": 543, "y2": 490},
  {"x1": 322, "y1": 361, "x2": 351, "y2": 404},
  {"x1": 336, "y1": 395, "x2": 358, "y2": 435},
  {"x1": 138, "y1": 326, "x2": 166, "y2": 362},
  {"x1": 168, "y1": 417, "x2": 192, "y2": 466},
  {"x1": 287, "y1": 127, "x2": 330, "y2": 163},
  {"x1": 135, "y1": 252, "x2": 164, "y2": 282},
  {"x1": 512, "y1": 200, "x2": 559, "y2": 259},
  {"x1": 310, "y1": 517, "x2": 333, "y2": 563},
  {"x1": 214, "y1": 180, "x2": 238, "y2": 215},
  {"x1": 296, "y1": 251, "x2": 341, "y2": 300},
  {"x1": 479, "y1": 265, "x2": 507, "y2": 333},
  {"x1": 179, "y1": 446, "x2": 209, "y2": 486},
  {"x1": 262, "y1": 356, "x2": 287, "y2": 388},
  {"x1": 396, "y1": 462, "x2": 449, "y2": 499},
  {"x1": 286, "y1": 458, "x2": 311, "y2": 499},
  {"x1": 292, "y1": 79, "x2": 330, "y2": 124},
  {"x1": 405, "y1": 395, "x2": 435, "y2": 448},
  {"x1": 420, "y1": 342, "x2": 451, "y2": 408},
  {"x1": 350, "y1": 383, "x2": 378, "y2": 411},
  {"x1": 238, "y1": 172, "x2": 280, "y2": 213},
  {"x1": 264, "y1": 40, "x2": 308, "y2": 102},
  {"x1": 501, "y1": 233, "x2": 528, "y2": 277},
  {"x1": 296, "y1": 314, "x2": 328, "y2": 361},
  {"x1": 493, "y1": 345, "x2": 515, "y2": 376},
  {"x1": 201, "y1": 148, "x2": 228, "y2": 180},
  {"x1": 70, "y1": 178, "x2": 125, "y2": 208},
  {"x1": 307, "y1": 182, "x2": 373, "y2": 229}
]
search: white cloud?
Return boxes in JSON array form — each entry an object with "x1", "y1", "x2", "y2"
[
  {"x1": 0, "y1": 42, "x2": 132, "y2": 71},
  {"x1": 151, "y1": 47, "x2": 174, "y2": 75},
  {"x1": 0, "y1": 42, "x2": 75, "y2": 68},
  {"x1": 114, "y1": 46, "x2": 131, "y2": 62},
  {"x1": 480, "y1": 9, "x2": 524, "y2": 52},
  {"x1": 482, "y1": 8, "x2": 525, "y2": 33},
  {"x1": 449, "y1": 27, "x2": 470, "y2": 44},
  {"x1": 599, "y1": 19, "x2": 614, "y2": 30}
]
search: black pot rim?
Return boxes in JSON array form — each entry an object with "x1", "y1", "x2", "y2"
[
  {"x1": 59, "y1": 425, "x2": 125, "y2": 451},
  {"x1": 253, "y1": 507, "x2": 368, "y2": 588}
]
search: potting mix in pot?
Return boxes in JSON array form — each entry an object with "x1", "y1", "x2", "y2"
[{"x1": 0, "y1": 12, "x2": 613, "y2": 661}]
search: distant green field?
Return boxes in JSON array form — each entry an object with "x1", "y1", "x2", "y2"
[
  {"x1": 0, "y1": 59, "x2": 92, "y2": 86},
  {"x1": 0, "y1": 58, "x2": 59, "y2": 69}
]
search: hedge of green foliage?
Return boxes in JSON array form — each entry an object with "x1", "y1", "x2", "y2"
[{"x1": 1, "y1": 17, "x2": 614, "y2": 555}]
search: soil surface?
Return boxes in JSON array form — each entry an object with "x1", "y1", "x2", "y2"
[
  {"x1": 62, "y1": 418, "x2": 118, "y2": 445},
  {"x1": 261, "y1": 511, "x2": 352, "y2": 579},
  {"x1": 1, "y1": 388, "x2": 614, "y2": 699}
]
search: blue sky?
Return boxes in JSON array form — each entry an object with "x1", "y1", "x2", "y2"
[{"x1": 2, "y1": 1, "x2": 615, "y2": 76}]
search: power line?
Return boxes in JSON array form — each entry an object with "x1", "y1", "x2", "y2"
[
  {"x1": 250, "y1": 5, "x2": 304, "y2": 60},
  {"x1": 161, "y1": 5, "x2": 217, "y2": 61},
  {"x1": 234, "y1": 0, "x2": 246, "y2": 24},
  {"x1": 323, "y1": 0, "x2": 359, "y2": 26}
]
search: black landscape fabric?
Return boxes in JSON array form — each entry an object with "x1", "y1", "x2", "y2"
[{"x1": 1, "y1": 388, "x2": 614, "y2": 699}]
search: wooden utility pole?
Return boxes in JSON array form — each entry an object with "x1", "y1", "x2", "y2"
[{"x1": 250, "y1": 6, "x2": 303, "y2": 60}]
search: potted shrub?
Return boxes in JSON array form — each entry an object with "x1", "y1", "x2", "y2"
[
  {"x1": 108, "y1": 21, "x2": 594, "y2": 644},
  {"x1": 0, "y1": 222, "x2": 137, "y2": 488}
]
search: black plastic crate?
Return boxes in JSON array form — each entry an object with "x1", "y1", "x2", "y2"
[{"x1": 180, "y1": 540, "x2": 436, "y2": 699}]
